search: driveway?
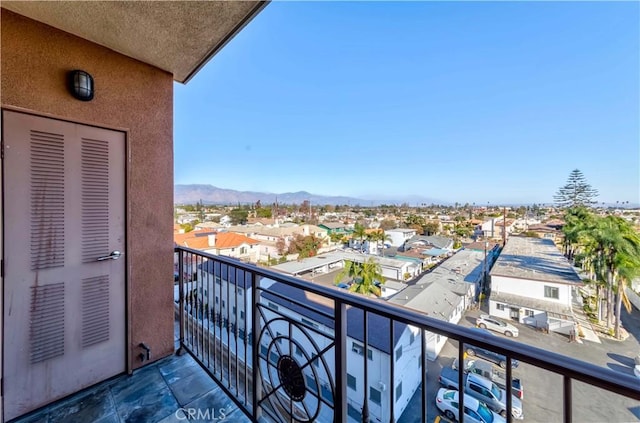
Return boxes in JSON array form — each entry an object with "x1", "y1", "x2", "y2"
[{"x1": 398, "y1": 307, "x2": 640, "y2": 423}]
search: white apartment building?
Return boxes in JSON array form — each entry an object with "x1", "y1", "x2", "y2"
[
  {"x1": 384, "y1": 228, "x2": 418, "y2": 247},
  {"x1": 489, "y1": 236, "x2": 582, "y2": 333}
]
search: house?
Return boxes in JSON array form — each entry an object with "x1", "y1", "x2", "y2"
[
  {"x1": 527, "y1": 223, "x2": 563, "y2": 243},
  {"x1": 388, "y1": 248, "x2": 486, "y2": 359},
  {"x1": 0, "y1": 2, "x2": 267, "y2": 420},
  {"x1": 174, "y1": 231, "x2": 261, "y2": 263},
  {"x1": 385, "y1": 228, "x2": 418, "y2": 247},
  {"x1": 405, "y1": 235, "x2": 454, "y2": 251},
  {"x1": 318, "y1": 222, "x2": 350, "y2": 235},
  {"x1": 488, "y1": 236, "x2": 582, "y2": 334}
]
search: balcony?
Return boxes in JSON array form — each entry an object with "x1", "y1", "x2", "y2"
[{"x1": 12, "y1": 246, "x2": 639, "y2": 423}]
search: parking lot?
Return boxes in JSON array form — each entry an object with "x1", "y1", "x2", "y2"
[{"x1": 398, "y1": 308, "x2": 640, "y2": 423}]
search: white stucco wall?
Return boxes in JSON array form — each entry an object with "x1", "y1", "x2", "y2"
[{"x1": 491, "y1": 275, "x2": 573, "y2": 308}]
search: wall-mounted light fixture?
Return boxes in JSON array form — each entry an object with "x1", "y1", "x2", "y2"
[{"x1": 67, "y1": 70, "x2": 94, "y2": 101}]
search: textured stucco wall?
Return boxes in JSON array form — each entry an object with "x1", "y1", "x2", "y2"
[{"x1": 1, "y1": 10, "x2": 174, "y2": 370}]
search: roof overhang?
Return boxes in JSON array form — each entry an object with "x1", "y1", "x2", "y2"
[{"x1": 1, "y1": 1, "x2": 268, "y2": 83}]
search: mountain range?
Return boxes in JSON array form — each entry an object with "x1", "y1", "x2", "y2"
[{"x1": 174, "y1": 184, "x2": 436, "y2": 206}]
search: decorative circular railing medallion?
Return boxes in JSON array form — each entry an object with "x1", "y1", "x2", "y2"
[
  {"x1": 257, "y1": 315, "x2": 335, "y2": 422},
  {"x1": 277, "y1": 355, "x2": 306, "y2": 401}
]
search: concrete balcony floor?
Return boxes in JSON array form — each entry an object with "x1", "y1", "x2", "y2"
[{"x1": 11, "y1": 321, "x2": 249, "y2": 423}]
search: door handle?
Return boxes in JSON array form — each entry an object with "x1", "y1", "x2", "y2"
[{"x1": 97, "y1": 251, "x2": 122, "y2": 261}]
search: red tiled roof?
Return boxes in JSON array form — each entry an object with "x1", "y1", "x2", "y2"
[{"x1": 215, "y1": 232, "x2": 259, "y2": 249}]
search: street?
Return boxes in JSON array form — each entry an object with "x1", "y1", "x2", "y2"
[{"x1": 399, "y1": 308, "x2": 640, "y2": 423}]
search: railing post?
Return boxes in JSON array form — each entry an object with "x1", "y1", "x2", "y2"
[
  {"x1": 389, "y1": 321, "x2": 395, "y2": 423},
  {"x1": 563, "y1": 375, "x2": 572, "y2": 423},
  {"x1": 334, "y1": 299, "x2": 347, "y2": 423},
  {"x1": 506, "y1": 357, "x2": 512, "y2": 423},
  {"x1": 177, "y1": 248, "x2": 185, "y2": 356},
  {"x1": 362, "y1": 311, "x2": 369, "y2": 423},
  {"x1": 251, "y1": 271, "x2": 262, "y2": 420},
  {"x1": 458, "y1": 341, "x2": 465, "y2": 423}
]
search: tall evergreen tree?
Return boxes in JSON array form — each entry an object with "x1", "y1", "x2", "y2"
[{"x1": 554, "y1": 169, "x2": 599, "y2": 207}]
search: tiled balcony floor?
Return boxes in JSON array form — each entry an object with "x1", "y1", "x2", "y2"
[{"x1": 11, "y1": 321, "x2": 250, "y2": 423}]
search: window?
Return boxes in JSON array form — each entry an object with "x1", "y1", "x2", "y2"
[
  {"x1": 352, "y1": 342, "x2": 373, "y2": 360},
  {"x1": 232, "y1": 306, "x2": 236, "y2": 315},
  {"x1": 410, "y1": 332, "x2": 415, "y2": 345},
  {"x1": 215, "y1": 297, "x2": 219, "y2": 304},
  {"x1": 395, "y1": 346, "x2": 403, "y2": 361},
  {"x1": 222, "y1": 300, "x2": 225, "y2": 308},
  {"x1": 347, "y1": 374, "x2": 356, "y2": 390},
  {"x1": 231, "y1": 248, "x2": 235, "y2": 252},
  {"x1": 311, "y1": 353, "x2": 320, "y2": 368},
  {"x1": 496, "y1": 303, "x2": 505, "y2": 311},
  {"x1": 295, "y1": 345, "x2": 303, "y2": 356},
  {"x1": 395, "y1": 382, "x2": 402, "y2": 402},
  {"x1": 240, "y1": 310, "x2": 245, "y2": 319},
  {"x1": 418, "y1": 357, "x2": 422, "y2": 368},
  {"x1": 525, "y1": 309, "x2": 534, "y2": 317},
  {"x1": 301, "y1": 318, "x2": 319, "y2": 329},
  {"x1": 276, "y1": 332, "x2": 283, "y2": 344},
  {"x1": 238, "y1": 288, "x2": 243, "y2": 296},
  {"x1": 240, "y1": 247, "x2": 247, "y2": 254},
  {"x1": 436, "y1": 334, "x2": 441, "y2": 343},
  {"x1": 267, "y1": 301, "x2": 279, "y2": 311},
  {"x1": 544, "y1": 286, "x2": 559, "y2": 299},
  {"x1": 370, "y1": 387, "x2": 381, "y2": 405}
]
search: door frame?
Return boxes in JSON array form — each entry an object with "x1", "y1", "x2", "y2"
[{"x1": 0, "y1": 106, "x2": 132, "y2": 421}]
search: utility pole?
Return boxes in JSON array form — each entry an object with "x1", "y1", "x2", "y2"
[{"x1": 503, "y1": 207, "x2": 507, "y2": 247}]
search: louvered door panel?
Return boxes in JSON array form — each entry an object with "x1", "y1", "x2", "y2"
[
  {"x1": 30, "y1": 283, "x2": 65, "y2": 363},
  {"x1": 30, "y1": 130, "x2": 65, "y2": 270},
  {"x1": 81, "y1": 138, "x2": 110, "y2": 263},
  {"x1": 82, "y1": 275, "x2": 110, "y2": 348},
  {"x1": 3, "y1": 110, "x2": 126, "y2": 420}
]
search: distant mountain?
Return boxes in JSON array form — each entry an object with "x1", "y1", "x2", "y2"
[{"x1": 175, "y1": 184, "x2": 376, "y2": 206}]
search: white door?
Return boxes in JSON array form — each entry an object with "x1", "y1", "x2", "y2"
[{"x1": 2, "y1": 110, "x2": 126, "y2": 420}]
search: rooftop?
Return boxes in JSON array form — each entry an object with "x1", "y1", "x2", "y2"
[{"x1": 490, "y1": 236, "x2": 583, "y2": 285}]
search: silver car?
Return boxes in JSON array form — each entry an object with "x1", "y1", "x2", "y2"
[{"x1": 476, "y1": 314, "x2": 519, "y2": 337}]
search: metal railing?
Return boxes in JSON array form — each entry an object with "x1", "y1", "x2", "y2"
[{"x1": 175, "y1": 246, "x2": 640, "y2": 423}]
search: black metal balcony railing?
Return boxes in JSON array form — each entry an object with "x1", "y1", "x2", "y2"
[{"x1": 174, "y1": 246, "x2": 640, "y2": 423}]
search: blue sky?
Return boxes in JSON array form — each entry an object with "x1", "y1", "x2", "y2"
[{"x1": 174, "y1": 1, "x2": 639, "y2": 205}]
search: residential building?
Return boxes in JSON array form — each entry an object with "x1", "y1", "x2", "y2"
[
  {"x1": 174, "y1": 231, "x2": 261, "y2": 262},
  {"x1": 389, "y1": 248, "x2": 486, "y2": 359},
  {"x1": 488, "y1": 236, "x2": 582, "y2": 333},
  {"x1": 318, "y1": 222, "x2": 350, "y2": 235},
  {"x1": 385, "y1": 228, "x2": 418, "y2": 247}
]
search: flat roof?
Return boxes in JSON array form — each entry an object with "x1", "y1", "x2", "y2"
[{"x1": 490, "y1": 237, "x2": 582, "y2": 285}]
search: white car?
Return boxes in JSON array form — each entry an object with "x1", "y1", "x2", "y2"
[
  {"x1": 476, "y1": 314, "x2": 519, "y2": 337},
  {"x1": 436, "y1": 388, "x2": 506, "y2": 423}
]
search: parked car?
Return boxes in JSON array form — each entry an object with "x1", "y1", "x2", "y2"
[
  {"x1": 477, "y1": 314, "x2": 519, "y2": 337},
  {"x1": 336, "y1": 283, "x2": 350, "y2": 289},
  {"x1": 465, "y1": 344, "x2": 519, "y2": 369},
  {"x1": 438, "y1": 370, "x2": 524, "y2": 419},
  {"x1": 436, "y1": 388, "x2": 506, "y2": 423},
  {"x1": 453, "y1": 358, "x2": 524, "y2": 399}
]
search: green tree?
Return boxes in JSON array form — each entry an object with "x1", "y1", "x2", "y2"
[
  {"x1": 572, "y1": 214, "x2": 640, "y2": 337},
  {"x1": 352, "y1": 223, "x2": 367, "y2": 250},
  {"x1": 423, "y1": 221, "x2": 440, "y2": 236},
  {"x1": 554, "y1": 169, "x2": 599, "y2": 208},
  {"x1": 229, "y1": 208, "x2": 248, "y2": 225},
  {"x1": 334, "y1": 259, "x2": 383, "y2": 297},
  {"x1": 256, "y1": 207, "x2": 272, "y2": 218}
]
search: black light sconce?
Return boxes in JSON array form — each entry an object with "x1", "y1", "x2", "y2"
[{"x1": 67, "y1": 70, "x2": 94, "y2": 101}]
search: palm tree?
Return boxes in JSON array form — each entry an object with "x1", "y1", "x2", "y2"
[
  {"x1": 352, "y1": 223, "x2": 367, "y2": 252},
  {"x1": 368, "y1": 230, "x2": 391, "y2": 255},
  {"x1": 578, "y1": 215, "x2": 640, "y2": 331},
  {"x1": 334, "y1": 259, "x2": 383, "y2": 297},
  {"x1": 613, "y1": 252, "x2": 640, "y2": 338},
  {"x1": 349, "y1": 258, "x2": 383, "y2": 297},
  {"x1": 334, "y1": 260, "x2": 362, "y2": 285}
]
